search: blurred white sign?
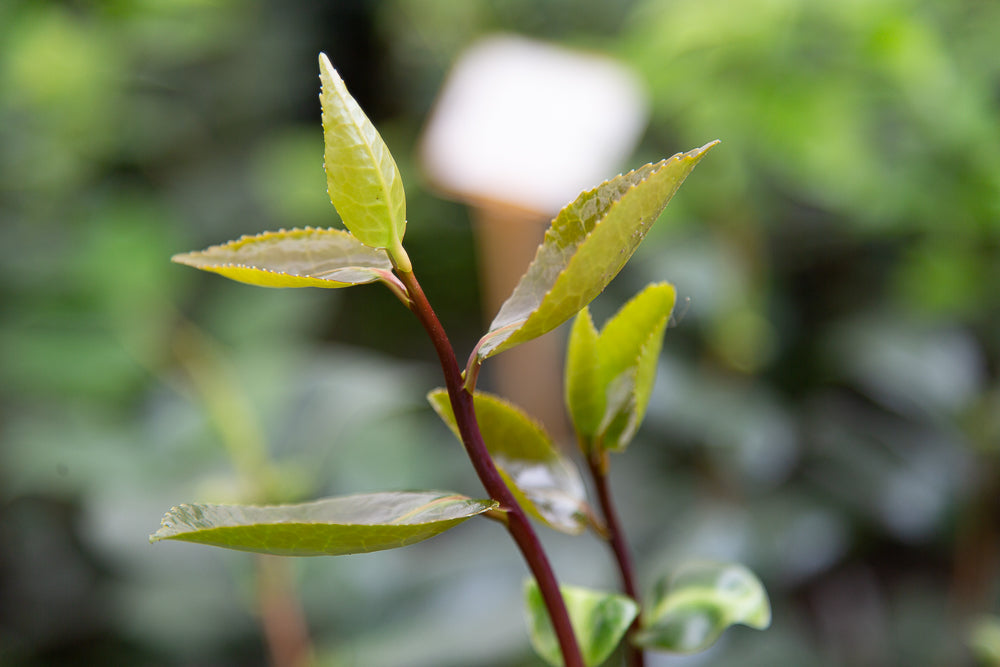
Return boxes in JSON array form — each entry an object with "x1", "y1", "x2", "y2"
[{"x1": 421, "y1": 35, "x2": 649, "y2": 214}]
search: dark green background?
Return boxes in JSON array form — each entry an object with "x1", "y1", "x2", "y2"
[{"x1": 2, "y1": 1, "x2": 998, "y2": 665}]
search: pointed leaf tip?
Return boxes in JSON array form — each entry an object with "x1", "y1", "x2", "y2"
[
  {"x1": 566, "y1": 282, "x2": 677, "y2": 454},
  {"x1": 474, "y1": 142, "x2": 717, "y2": 364},
  {"x1": 319, "y1": 53, "x2": 407, "y2": 257}
]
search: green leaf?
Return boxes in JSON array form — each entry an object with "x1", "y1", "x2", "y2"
[
  {"x1": 473, "y1": 142, "x2": 716, "y2": 365},
  {"x1": 565, "y1": 309, "x2": 602, "y2": 441},
  {"x1": 566, "y1": 283, "x2": 676, "y2": 453},
  {"x1": 149, "y1": 491, "x2": 497, "y2": 556},
  {"x1": 632, "y1": 561, "x2": 771, "y2": 654},
  {"x1": 524, "y1": 580, "x2": 639, "y2": 667},
  {"x1": 596, "y1": 283, "x2": 676, "y2": 451},
  {"x1": 171, "y1": 227, "x2": 396, "y2": 289},
  {"x1": 319, "y1": 53, "x2": 408, "y2": 266},
  {"x1": 428, "y1": 389, "x2": 588, "y2": 534}
]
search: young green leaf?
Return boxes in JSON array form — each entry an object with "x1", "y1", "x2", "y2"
[
  {"x1": 149, "y1": 491, "x2": 497, "y2": 557},
  {"x1": 428, "y1": 389, "x2": 589, "y2": 534},
  {"x1": 171, "y1": 227, "x2": 398, "y2": 289},
  {"x1": 319, "y1": 53, "x2": 409, "y2": 268},
  {"x1": 472, "y1": 142, "x2": 716, "y2": 368},
  {"x1": 632, "y1": 561, "x2": 771, "y2": 654},
  {"x1": 566, "y1": 283, "x2": 676, "y2": 454},
  {"x1": 525, "y1": 580, "x2": 639, "y2": 667},
  {"x1": 565, "y1": 309, "x2": 603, "y2": 441}
]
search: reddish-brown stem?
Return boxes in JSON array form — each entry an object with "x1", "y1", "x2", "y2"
[
  {"x1": 588, "y1": 452, "x2": 645, "y2": 667},
  {"x1": 397, "y1": 268, "x2": 584, "y2": 667},
  {"x1": 256, "y1": 555, "x2": 313, "y2": 667}
]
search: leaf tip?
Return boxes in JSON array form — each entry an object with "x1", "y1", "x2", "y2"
[
  {"x1": 691, "y1": 139, "x2": 721, "y2": 158},
  {"x1": 170, "y1": 252, "x2": 194, "y2": 266},
  {"x1": 318, "y1": 52, "x2": 334, "y2": 75},
  {"x1": 149, "y1": 506, "x2": 178, "y2": 544}
]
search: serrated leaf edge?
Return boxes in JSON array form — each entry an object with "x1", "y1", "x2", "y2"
[
  {"x1": 475, "y1": 141, "x2": 717, "y2": 365},
  {"x1": 171, "y1": 226, "x2": 404, "y2": 292}
]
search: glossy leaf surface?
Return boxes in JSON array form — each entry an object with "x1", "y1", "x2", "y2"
[
  {"x1": 474, "y1": 142, "x2": 716, "y2": 364},
  {"x1": 632, "y1": 561, "x2": 770, "y2": 654},
  {"x1": 566, "y1": 283, "x2": 676, "y2": 453},
  {"x1": 319, "y1": 53, "x2": 407, "y2": 259},
  {"x1": 150, "y1": 491, "x2": 497, "y2": 556},
  {"x1": 525, "y1": 580, "x2": 639, "y2": 667},
  {"x1": 171, "y1": 227, "x2": 395, "y2": 289},
  {"x1": 428, "y1": 389, "x2": 588, "y2": 534}
]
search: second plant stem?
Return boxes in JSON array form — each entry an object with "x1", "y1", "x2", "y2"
[
  {"x1": 397, "y1": 268, "x2": 585, "y2": 667},
  {"x1": 589, "y1": 451, "x2": 645, "y2": 667}
]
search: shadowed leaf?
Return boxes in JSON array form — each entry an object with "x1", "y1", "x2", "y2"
[{"x1": 428, "y1": 389, "x2": 589, "y2": 534}]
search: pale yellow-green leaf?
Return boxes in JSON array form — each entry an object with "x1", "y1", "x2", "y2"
[
  {"x1": 319, "y1": 53, "x2": 407, "y2": 263},
  {"x1": 171, "y1": 227, "x2": 395, "y2": 288}
]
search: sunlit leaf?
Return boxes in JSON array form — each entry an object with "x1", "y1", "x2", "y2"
[
  {"x1": 525, "y1": 580, "x2": 638, "y2": 667},
  {"x1": 473, "y1": 142, "x2": 716, "y2": 365},
  {"x1": 566, "y1": 283, "x2": 675, "y2": 453},
  {"x1": 319, "y1": 53, "x2": 407, "y2": 264},
  {"x1": 428, "y1": 389, "x2": 588, "y2": 534},
  {"x1": 149, "y1": 491, "x2": 497, "y2": 556},
  {"x1": 171, "y1": 227, "x2": 397, "y2": 289},
  {"x1": 632, "y1": 561, "x2": 770, "y2": 654}
]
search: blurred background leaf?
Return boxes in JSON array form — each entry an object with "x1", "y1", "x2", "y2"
[{"x1": 1, "y1": 1, "x2": 998, "y2": 665}]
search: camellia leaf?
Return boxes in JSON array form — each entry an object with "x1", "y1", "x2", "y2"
[
  {"x1": 149, "y1": 491, "x2": 497, "y2": 557},
  {"x1": 171, "y1": 227, "x2": 398, "y2": 289},
  {"x1": 319, "y1": 53, "x2": 408, "y2": 266},
  {"x1": 428, "y1": 389, "x2": 589, "y2": 534},
  {"x1": 525, "y1": 580, "x2": 639, "y2": 667},
  {"x1": 632, "y1": 561, "x2": 771, "y2": 654},
  {"x1": 472, "y1": 142, "x2": 716, "y2": 367},
  {"x1": 566, "y1": 283, "x2": 676, "y2": 454}
]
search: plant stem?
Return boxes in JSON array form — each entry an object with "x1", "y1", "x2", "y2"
[
  {"x1": 256, "y1": 555, "x2": 313, "y2": 667},
  {"x1": 397, "y1": 268, "x2": 584, "y2": 667},
  {"x1": 588, "y1": 452, "x2": 645, "y2": 667}
]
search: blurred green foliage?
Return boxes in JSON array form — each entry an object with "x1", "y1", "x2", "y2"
[{"x1": 1, "y1": 1, "x2": 998, "y2": 665}]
